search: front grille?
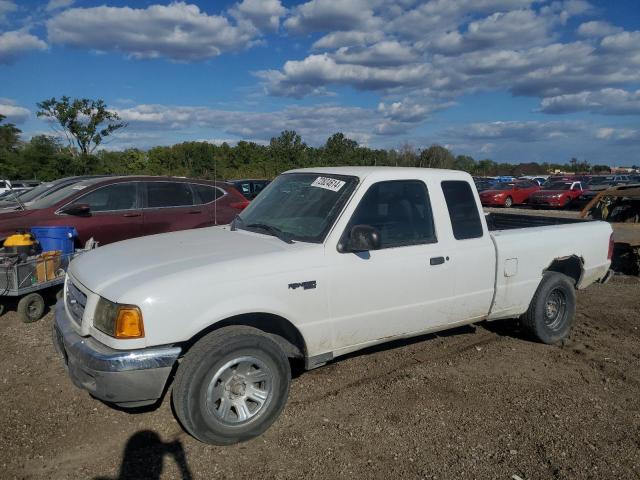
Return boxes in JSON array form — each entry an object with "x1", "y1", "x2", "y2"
[{"x1": 66, "y1": 279, "x2": 87, "y2": 326}]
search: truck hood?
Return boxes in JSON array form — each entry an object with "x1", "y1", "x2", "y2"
[{"x1": 69, "y1": 226, "x2": 314, "y2": 300}]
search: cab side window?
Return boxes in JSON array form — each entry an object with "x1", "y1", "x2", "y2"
[
  {"x1": 441, "y1": 180, "x2": 483, "y2": 240},
  {"x1": 347, "y1": 180, "x2": 436, "y2": 249},
  {"x1": 71, "y1": 183, "x2": 138, "y2": 212}
]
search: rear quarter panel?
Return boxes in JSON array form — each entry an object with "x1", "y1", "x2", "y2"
[{"x1": 488, "y1": 220, "x2": 612, "y2": 320}]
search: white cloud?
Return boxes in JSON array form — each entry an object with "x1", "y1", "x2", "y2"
[
  {"x1": 259, "y1": 54, "x2": 429, "y2": 98},
  {"x1": 429, "y1": 9, "x2": 553, "y2": 55},
  {"x1": 115, "y1": 103, "x2": 389, "y2": 146},
  {"x1": 595, "y1": 127, "x2": 640, "y2": 142},
  {"x1": 0, "y1": 99, "x2": 30, "y2": 123},
  {"x1": 230, "y1": 0, "x2": 286, "y2": 32},
  {"x1": 284, "y1": 0, "x2": 382, "y2": 33},
  {"x1": 45, "y1": 0, "x2": 74, "y2": 12},
  {"x1": 577, "y1": 20, "x2": 622, "y2": 37},
  {"x1": 0, "y1": 30, "x2": 47, "y2": 64},
  {"x1": 0, "y1": 0, "x2": 16, "y2": 23},
  {"x1": 540, "y1": 88, "x2": 640, "y2": 115},
  {"x1": 312, "y1": 31, "x2": 383, "y2": 50},
  {"x1": 444, "y1": 120, "x2": 586, "y2": 143},
  {"x1": 333, "y1": 41, "x2": 418, "y2": 67},
  {"x1": 47, "y1": 1, "x2": 284, "y2": 61},
  {"x1": 600, "y1": 30, "x2": 640, "y2": 52}
]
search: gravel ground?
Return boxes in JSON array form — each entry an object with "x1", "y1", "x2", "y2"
[{"x1": 1, "y1": 275, "x2": 639, "y2": 480}]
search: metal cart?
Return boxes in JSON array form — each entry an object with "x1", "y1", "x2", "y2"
[{"x1": 0, "y1": 251, "x2": 77, "y2": 323}]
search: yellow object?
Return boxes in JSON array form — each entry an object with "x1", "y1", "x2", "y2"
[
  {"x1": 115, "y1": 306, "x2": 145, "y2": 338},
  {"x1": 36, "y1": 251, "x2": 62, "y2": 282},
  {"x1": 3, "y1": 233, "x2": 35, "y2": 247}
]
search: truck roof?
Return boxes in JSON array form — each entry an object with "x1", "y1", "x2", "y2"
[{"x1": 286, "y1": 166, "x2": 472, "y2": 182}]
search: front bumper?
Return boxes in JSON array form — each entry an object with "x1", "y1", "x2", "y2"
[{"x1": 52, "y1": 300, "x2": 181, "y2": 408}]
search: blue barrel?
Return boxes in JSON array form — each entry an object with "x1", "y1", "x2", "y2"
[{"x1": 30, "y1": 226, "x2": 77, "y2": 255}]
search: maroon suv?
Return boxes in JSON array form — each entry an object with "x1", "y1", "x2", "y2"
[{"x1": 0, "y1": 176, "x2": 249, "y2": 246}]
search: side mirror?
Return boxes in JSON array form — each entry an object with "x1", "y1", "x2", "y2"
[
  {"x1": 340, "y1": 224, "x2": 381, "y2": 253},
  {"x1": 60, "y1": 203, "x2": 91, "y2": 216}
]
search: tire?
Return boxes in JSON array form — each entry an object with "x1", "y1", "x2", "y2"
[
  {"x1": 0, "y1": 303, "x2": 5, "y2": 317},
  {"x1": 172, "y1": 326, "x2": 291, "y2": 445},
  {"x1": 17, "y1": 293, "x2": 46, "y2": 323},
  {"x1": 521, "y1": 272, "x2": 576, "y2": 344},
  {"x1": 504, "y1": 196, "x2": 513, "y2": 208}
]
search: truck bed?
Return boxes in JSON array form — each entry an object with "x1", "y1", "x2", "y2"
[{"x1": 486, "y1": 212, "x2": 588, "y2": 231}]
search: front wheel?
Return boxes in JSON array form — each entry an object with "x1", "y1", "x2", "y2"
[
  {"x1": 521, "y1": 272, "x2": 576, "y2": 344},
  {"x1": 504, "y1": 196, "x2": 513, "y2": 208},
  {"x1": 172, "y1": 326, "x2": 291, "y2": 445}
]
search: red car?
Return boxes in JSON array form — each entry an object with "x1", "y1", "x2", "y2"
[
  {"x1": 479, "y1": 180, "x2": 540, "y2": 207},
  {"x1": 528, "y1": 180, "x2": 586, "y2": 208},
  {"x1": 0, "y1": 176, "x2": 249, "y2": 246}
]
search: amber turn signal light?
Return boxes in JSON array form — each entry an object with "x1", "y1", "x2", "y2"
[{"x1": 114, "y1": 306, "x2": 145, "y2": 339}]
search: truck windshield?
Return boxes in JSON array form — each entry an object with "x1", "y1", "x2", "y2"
[{"x1": 236, "y1": 172, "x2": 359, "y2": 243}]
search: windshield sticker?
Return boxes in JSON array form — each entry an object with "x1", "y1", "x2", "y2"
[
  {"x1": 71, "y1": 185, "x2": 87, "y2": 190},
  {"x1": 311, "y1": 177, "x2": 346, "y2": 192}
]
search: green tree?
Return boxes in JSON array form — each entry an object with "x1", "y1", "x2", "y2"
[
  {"x1": 36, "y1": 96, "x2": 126, "y2": 158},
  {"x1": 268, "y1": 131, "x2": 307, "y2": 174},
  {"x1": 418, "y1": 145, "x2": 455, "y2": 169},
  {"x1": 453, "y1": 154, "x2": 476, "y2": 173},
  {"x1": 0, "y1": 114, "x2": 22, "y2": 152},
  {"x1": 322, "y1": 132, "x2": 358, "y2": 165}
]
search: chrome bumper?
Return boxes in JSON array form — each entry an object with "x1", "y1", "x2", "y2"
[{"x1": 52, "y1": 300, "x2": 181, "y2": 407}]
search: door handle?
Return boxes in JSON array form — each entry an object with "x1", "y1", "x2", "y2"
[
  {"x1": 187, "y1": 210, "x2": 202, "y2": 214},
  {"x1": 122, "y1": 213, "x2": 142, "y2": 218},
  {"x1": 430, "y1": 256, "x2": 445, "y2": 266}
]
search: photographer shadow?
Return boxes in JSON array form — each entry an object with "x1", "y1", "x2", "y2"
[{"x1": 94, "y1": 430, "x2": 193, "y2": 480}]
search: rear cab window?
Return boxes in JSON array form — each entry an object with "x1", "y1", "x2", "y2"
[{"x1": 441, "y1": 180, "x2": 484, "y2": 240}]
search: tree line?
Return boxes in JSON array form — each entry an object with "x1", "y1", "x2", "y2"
[{"x1": 0, "y1": 97, "x2": 618, "y2": 182}]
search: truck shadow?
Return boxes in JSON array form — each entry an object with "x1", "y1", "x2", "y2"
[{"x1": 93, "y1": 430, "x2": 193, "y2": 480}]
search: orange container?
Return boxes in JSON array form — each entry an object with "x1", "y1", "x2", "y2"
[{"x1": 36, "y1": 251, "x2": 62, "y2": 283}]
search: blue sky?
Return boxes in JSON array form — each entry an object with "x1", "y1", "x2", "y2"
[{"x1": 1, "y1": 0, "x2": 639, "y2": 165}]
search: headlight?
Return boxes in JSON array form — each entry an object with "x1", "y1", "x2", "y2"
[{"x1": 93, "y1": 297, "x2": 145, "y2": 339}]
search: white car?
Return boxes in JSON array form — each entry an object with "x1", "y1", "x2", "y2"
[{"x1": 53, "y1": 167, "x2": 612, "y2": 444}]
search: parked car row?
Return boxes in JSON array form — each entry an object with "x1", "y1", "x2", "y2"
[
  {"x1": 0, "y1": 176, "x2": 272, "y2": 247},
  {"x1": 475, "y1": 173, "x2": 640, "y2": 209},
  {"x1": 0, "y1": 180, "x2": 41, "y2": 196}
]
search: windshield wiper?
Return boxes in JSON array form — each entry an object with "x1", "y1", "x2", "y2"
[{"x1": 245, "y1": 223, "x2": 293, "y2": 244}]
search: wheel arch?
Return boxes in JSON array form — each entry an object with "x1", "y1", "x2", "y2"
[
  {"x1": 182, "y1": 312, "x2": 307, "y2": 360},
  {"x1": 544, "y1": 255, "x2": 584, "y2": 286}
]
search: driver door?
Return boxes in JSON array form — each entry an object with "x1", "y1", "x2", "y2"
[{"x1": 326, "y1": 180, "x2": 455, "y2": 352}]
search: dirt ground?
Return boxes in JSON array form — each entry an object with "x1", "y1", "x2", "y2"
[{"x1": 1, "y1": 275, "x2": 639, "y2": 480}]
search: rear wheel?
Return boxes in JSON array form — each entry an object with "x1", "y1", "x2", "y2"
[
  {"x1": 17, "y1": 293, "x2": 45, "y2": 323},
  {"x1": 504, "y1": 196, "x2": 513, "y2": 208},
  {"x1": 172, "y1": 326, "x2": 291, "y2": 445},
  {"x1": 521, "y1": 272, "x2": 576, "y2": 344}
]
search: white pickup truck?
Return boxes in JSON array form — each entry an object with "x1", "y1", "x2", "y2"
[{"x1": 53, "y1": 167, "x2": 612, "y2": 444}]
